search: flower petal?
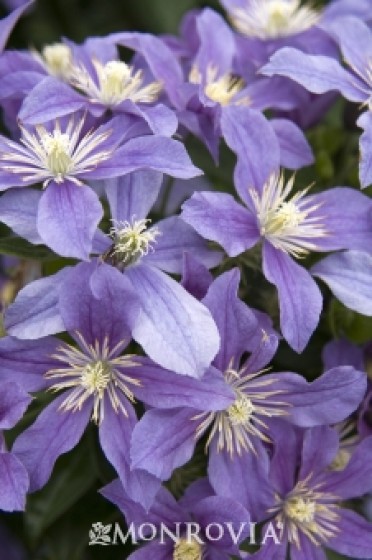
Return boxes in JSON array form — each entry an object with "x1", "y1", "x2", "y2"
[
  {"x1": 37, "y1": 180, "x2": 103, "y2": 260},
  {"x1": 262, "y1": 242, "x2": 322, "y2": 352},
  {"x1": 0, "y1": 452, "x2": 29, "y2": 512},
  {"x1": 270, "y1": 118, "x2": 314, "y2": 169},
  {"x1": 126, "y1": 264, "x2": 220, "y2": 378}
]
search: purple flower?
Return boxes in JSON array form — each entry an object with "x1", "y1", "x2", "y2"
[
  {"x1": 100, "y1": 478, "x2": 250, "y2": 559},
  {"x1": 0, "y1": 113, "x2": 201, "y2": 259},
  {"x1": 108, "y1": 13, "x2": 312, "y2": 163},
  {"x1": 251, "y1": 424, "x2": 372, "y2": 559},
  {"x1": 182, "y1": 105, "x2": 372, "y2": 350},
  {"x1": 3, "y1": 170, "x2": 221, "y2": 377},
  {"x1": 261, "y1": 16, "x2": 372, "y2": 186},
  {"x1": 0, "y1": 381, "x2": 31, "y2": 511},
  {"x1": 130, "y1": 268, "x2": 366, "y2": 506},
  {"x1": 4, "y1": 262, "x2": 229, "y2": 508}
]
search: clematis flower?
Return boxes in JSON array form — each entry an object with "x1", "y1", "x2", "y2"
[
  {"x1": 17, "y1": 36, "x2": 178, "y2": 136},
  {"x1": 100, "y1": 477, "x2": 250, "y2": 560},
  {"x1": 108, "y1": 12, "x2": 313, "y2": 164},
  {"x1": 2, "y1": 170, "x2": 221, "y2": 377},
  {"x1": 5, "y1": 262, "x2": 231, "y2": 508},
  {"x1": 0, "y1": 381, "x2": 31, "y2": 512},
  {"x1": 0, "y1": 113, "x2": 201, "y2": 259},
  {"x1": 261, "y1": 16, "x2": 372, "y2": 187},
  {"x1": 182, "y1": 104, "x2": 372, "y2": 351},
  {"x1": 130, "y1": 268, "x2": 367, "y2": 512},
  {"x1": 251, "y1": 424, "x2": 372, "y2": 559}
]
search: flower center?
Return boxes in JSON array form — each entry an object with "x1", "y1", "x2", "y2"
[
  {"x1": 99, "y1": 61, "x2": 133, "y2": 103},
  {"x1": 45, "y1": 333, "x2": 141, "y2": 424},
  {"x1": 41, "y1": 130, "x2": 72, "y2": 178},
  {"x1": 41, "y1": 43, "x2": 72, "y2": 77},
  {"x1": 80, "y1": 360, "x2": 112, "y2": 396},
  {"x1": 173, "y1": 538, "x2": 203, "y2": 560},
  {"x1": 250, "y1": 172, "x2": 327, "y2": 258},
  {"x1": 227, "y1": 393, "x2": 255, "y2": 425},
  {"x1": 284, "y1": 497, "x2": 316, "y2": 523},
  {"x1": 110, "y1": 219, "x2": 160, "y2": 266},
  {"x1": 230, "y1": 0, "x2": 320, "y2": 40},
  {"x1": 190, "y1": 65, "x2": 248, "y2": 107}
]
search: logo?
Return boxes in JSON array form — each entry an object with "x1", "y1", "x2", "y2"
[{"x1": 89, "y1": 522, "x2": 112, "y2": 546}]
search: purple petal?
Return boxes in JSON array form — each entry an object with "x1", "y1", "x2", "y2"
[
  {"x1": 121, "y1": 102, "x2": 178, "y2": 137},
  {"x1": 311, "y1": 187, "x2": 372, "y2": 252},
  {"x1": 181, "y1": 191, "x2": 259, "y2": 257},
  {"x1": 261, "y1": 48, "x2": 368, "y2": 102},
  {"x1": 0, "y1": 336, "x2": 59, "y2": 391},
  {"x1": 358, "y1": 111, "x2": 372, "y2": 188},
  {"x1": 325, "y1": 17, "x2": 372, "y2": 79},
  {"x1": 130, "y1": 408, "x2": 197, "y2": 480},
  {"x1": 208, "y1": 440, "x2": 273, "y2": 522},
  {"x1": 83, "y1": 136, "x2": 202, "y2": 180},
  {"x1": 4, "y1": 268, "x2": 69, "y2": 339},
  {"x1": 0, "y1": 188, "x2": 42, "y2": 244},
  {"x1": 59, "y1": 262, "x2": 138, "y2": 347},
  {"x1": 128, "y1": 542, "x2": 171, "y2": 560},
  {"x1": 0, "y1": 0, "x2": 34, "y2": 53},
  {"x1": 101, "y1": 480, "x2": 185, "y2": 527},
  {"x1": 202, "y1": 269, "x2": 258, "y2": 371},
  {"x1": 327, "y1": 509, "x2": 372, "y2": 558},
  {"x1": 181, "y1": 252, "x2": 213, "y2": 300},
  {"x1": 143, "y1": 216, "x2": 222, "y2": 274},
  {"x1": 270, "y1": 118, "x2": 314, "y2": 169},
  {"x1": 291, "y1": 534, "x2": 327, "y2": 560},
  {"x1": 126, "y1": 264, "x2": 220, "y2": 378},
  {"x1": 12, "y1": 393, "x2": 90, "y2": 491},
  {"x1": 324, "y1": 437, "x2": 372, "y2": 500},
  {"x1": 37, "y1": 180, "x2": 103, "y2": 260},
  {"x1": 322, "y1": 338, "x2": 364, "y2": 371},
  {"x1": 262, "y1": 242, "x2": 322, "y2": 352},
  {"x1": 195, "y1": 9, "x2": 235, "y2": 77},
  {"x1": 0, "y1": 452, "x2": 29, "y2": 511},
  {"x1": 133, "y1": 360, "x2": 234, "y2": 411},
  {"x1": 104, "y1": 170, "x2": 163, "y2": 222},
  {"x1": 19, "y1": 77, "x2": 87, "y2": 124},
  {"x1": 312, "y1": 251, "x2": 372, "y2": 315},
  {"x1": 192, "y1": 496, "x2": 250, "y2": 550},
  {"x1": 268, "y1": 421, "x2": 298, "y2": 495},
  {"x1": 0, "y1": 382, "x2": 31, "y2": 429},
  {"x1": 0, "y1": 70, "x2": 44, "y2": 100},
  {"x1": 277, "y1": 366, "x2": 367, "y2": 427},
  {"x1": 299, "y1": 426, "x2": 339, "y2": 481},
  {"x1": 99, "y1": 398, "x2": 160, "y2": 510},
  {"x1": 220, "y1": 106, "x2": 280, "y2": 204}
]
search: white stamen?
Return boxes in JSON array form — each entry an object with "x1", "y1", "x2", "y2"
[
  {"x1": 69, "y1": 58, "x2": 162, "y2": 107},
  {"x1": 189, "y1": 64, "x2": 250, "y2": 107},
  {"x1": 194, "y1": 364, "x2": 290, "y2": 457},
  {"x1": 109, "y1": 218, "x2": 161, "y2": 266},
  {"x1": 35, "y1": 43, "x2": 73, "y2": 78},
  {"x1": 250, "y1": 172, "x2": 327, "y2": 258},
  {"x1": 230, "y1": 0, "x2": 321, "y2": 39},
  {"x1": 0, "y1": 117, "x2": 113, "y2": 187},
  {"x1": 45, "y1": 332, "x2": 140, "y2": 424},
  {"x1": 271, "y1": 477, "x2": 340, "y2": 548}
]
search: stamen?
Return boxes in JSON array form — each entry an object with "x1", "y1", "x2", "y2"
[
  {"x1": 45, "y1": 332, "x2": 141, "y2": 424},
  {"x1": 0, "y1": 117, "x2": 113, "y2": 187},
  {"x1": 250, "y1": 172, "x2": 327, "y2": 258},
  {"x1": 69, "y1": 58, "x2": 162, "y2": 107},
  {"x1": 271, "y1": 477, "x2": 340, "y2": 548},
  {"x1": 109, "y1": 218, "x2": 161, "y2": 267},
  {"x1": 194, "y1": 364, "x2": 289, "y2": 457},
  {"x1": 173, "y1": 538, "x2": 203, "y2": 560},
  {"x1": 230, "y1": 0, "x2": 321, "y2": 40},
  {"x1": 39, "y1": 43, "x2": 72, "y2": 78},
  {"x1": 189, "y1": 64, "x2": 249, "y2": 107}
]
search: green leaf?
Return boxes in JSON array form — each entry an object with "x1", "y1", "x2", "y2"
[
  {"x1": 328, "y1": 299, "x2": 372, "y2": 344},
  {"x1": 0, "y1": 236, "x2": 54, "y2": 260}
]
